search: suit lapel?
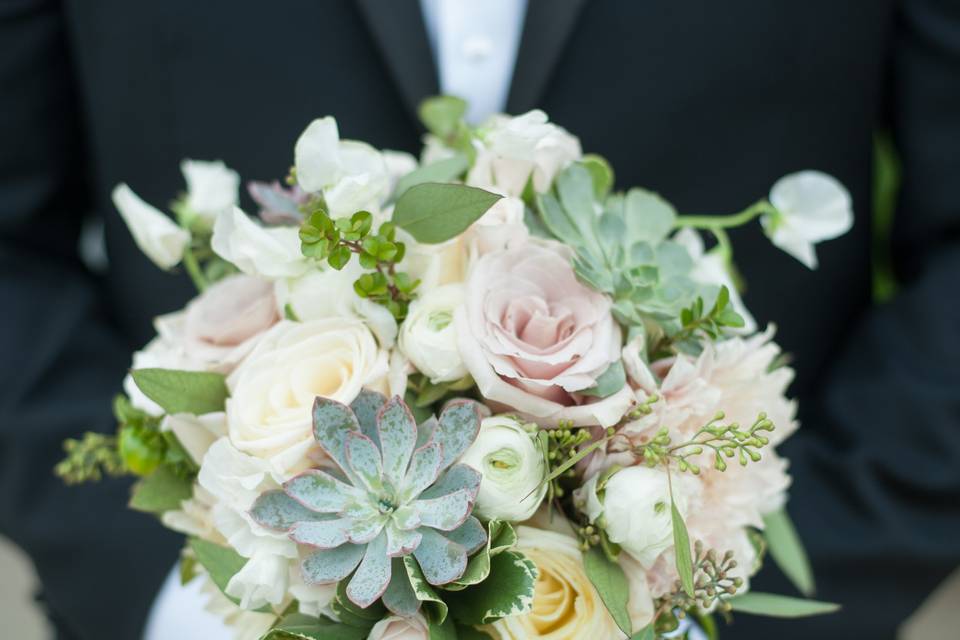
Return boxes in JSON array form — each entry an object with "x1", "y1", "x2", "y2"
[
  {"x1": 355, "y1": 0, "x2": 439, "y2": 126},
  {"x1": 507, "y1": 0, "x2": 588, "y2": 114}
]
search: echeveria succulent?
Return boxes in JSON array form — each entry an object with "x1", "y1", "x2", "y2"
[{"x1": 250, "y1": 390, "x2": 486, "y2": 613}]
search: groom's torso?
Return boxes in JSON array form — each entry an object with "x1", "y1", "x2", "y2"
[{"x1": 62, "y1": 0, "x2": 894, "y2": 407}]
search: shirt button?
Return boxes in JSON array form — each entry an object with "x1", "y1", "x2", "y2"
[{"x1": 462, "y1": 35, "x2": 494, "y2": 63}]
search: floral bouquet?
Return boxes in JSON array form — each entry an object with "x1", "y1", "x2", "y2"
[{"x1": 58, "y1": 96, "x2": 850, "y2": 639}]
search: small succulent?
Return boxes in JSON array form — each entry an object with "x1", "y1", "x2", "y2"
[{"x1": 251, "y1": 390, "x2": 486, "y2": 613}]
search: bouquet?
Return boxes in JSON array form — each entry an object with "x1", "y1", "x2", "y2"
[{"x1": 58, "y1": 96, "x2": 850, "y2": 639}]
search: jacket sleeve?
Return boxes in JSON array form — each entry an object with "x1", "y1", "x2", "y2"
[
  {"x1": 0, "y1": 2, "x2": 179, "y2": 638},
  {"x1": 739, "y1": 1, "x2": 960, "y2": 637}
]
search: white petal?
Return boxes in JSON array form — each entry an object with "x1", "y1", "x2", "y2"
[
  {"x1": 180, "y1": 159, "x2": 240, "y2": 221},
  {"x1": 294, "y1": 116, "x2": 342, "y2": 192},
  {"x1": 112, "y1": 183, "x2": 189, "y2": 269}
]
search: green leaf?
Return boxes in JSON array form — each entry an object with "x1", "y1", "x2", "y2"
[
  {"x1": 403, "y1": 555, "x2": 449, "y2": 625},
  {"x1": 583, "y1": 546, "x2": 632, "y2": 635},
  {"x1": 763, "y1": 509, "x2": 815, "y2": 597},
  {"x1": 727, "y1": 592, "x2": 840, "y2": 618},
  {"x1": 130, "y1": 368, "x2": 228, "y2": 415},
  {"x1": 444, "y1": 520, "x2": 517, "y2": 591},
  {"x1": 395, "y1": 154, "x2": 470, "y2": 198},
  {"x1": 582, "y1": 154, "x2": 614, "y2": 198},
  {"x1": 579, "y1": 360, "x2": 626, "y2": 398},
  {"x1": 670, "y1": 500, "x2": 695, "y2": 598},
  {"x1": 128, "y1": 465, "x2": 193, "y2": 514},
  {"x1": 429, "y1": 615, "x2": 457, "y2": 640},
  {"x1": 527, "y1": 435, "x2": 609, "y2": 500},
  {"x1": 455, "y1": 625, "x2": 494, "y2": 639},
  {"x1": 189, "y1": 538, "x2": 247, "y2": 603},
  {"x1": 630, "y1": 625, "x2": 656, "y2": 640},
  {"x1": 393, "y1": 183, "x2": 502, "y2": 244},
  {"x1": 259, "y1": 613, "x2": 366, "y2": 640},
  {"x1": 446, "y1": 550, "x2": 537, "y2": 625},
  {"x1": 419, "y1": 96, "x2": 468, "y2": 139}
]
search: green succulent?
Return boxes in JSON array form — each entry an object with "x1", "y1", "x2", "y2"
[
  {"x1": 534, "y1": 162, "x2": 718, "y2": 332},
  {"x1": 250, "y1": 390, "x2": 486, "y2": 614}
]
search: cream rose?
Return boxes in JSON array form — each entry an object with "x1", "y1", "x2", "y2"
[
  {"x1": 459, "y1": 415, "x2": 547, "y2": 522},
  {"x1": 490, "y1": 526, "x2": 621, "y2": 639},
  {"x1": 367, "y1": 613, "x2": 429, "y2": 640},
  {"x1": 398, "y1": 284, "x2": 468, "y2": 383},
  {"x1": 455, "y1": 241, "x2": 633, "y2": 427},
  {"x1": 225, "y1": 319, "x2": 389, "y2": 475}
]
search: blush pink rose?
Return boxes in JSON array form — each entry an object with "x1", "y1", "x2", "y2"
[
  {"x1": 455, "y1": 241, "x2": 633, "y2": 427},
  {"x1": 367, "y1": 614, "x2": 429, "y2": 640},
  {"x1": 156, "y1": 274, "x2": 279, "y2": 372}
]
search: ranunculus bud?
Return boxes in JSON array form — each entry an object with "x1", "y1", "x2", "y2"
[
  {"x1": 459, "y1": 415, "x2": 547, "y2": 522},
  {"x1": 398, "y1": 284, "x2": 468, "y2": 383},
  {"x1": 576, "y1": 465, "x2": 696, "y2": 568}
]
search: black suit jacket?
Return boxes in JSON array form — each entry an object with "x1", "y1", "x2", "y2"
[{"x1": 1, "y1": 1, "x2": 957, "y2": 638}]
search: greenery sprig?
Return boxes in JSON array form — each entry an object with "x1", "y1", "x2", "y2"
[
  {"x1": 654, "y1": 541, "x2": 743, "y2": 632},
  {"x1": 652, "y1": 286, "x2": 745, "y2": 358},
  {"x1": 640, "y1": 411, "x2": 774, "y2": 474},
  {"x1": 55, "y1": 432, "x2": 125, "y2": 484},
  {"x1": 299, "y1": 207, "x2": 420, "y2": 321}
]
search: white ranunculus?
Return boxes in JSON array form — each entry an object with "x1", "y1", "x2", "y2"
[
  {"x1": 180, "y1": 159, "x2": 240, "y2": 224},
  {"x1": 211, "y1": 207, "x2": 309, "y2": 279},
  {"x1": 274, "y1": 261, "x2": 397, "y2": 348},
  {"x1": 763, "y1": 170, "x2": 853, "y2": 269},
  {"x1": 225, "y1": 319, "x2": 389, "y2": 475},
  {"x1": 112, "y1": 183, "x2": 190, "y2": 269},
  {"x1": 293, "y1": 117, "x2": 390, "y2": 218},
  {"x1": 577, "y1": 465, "x2": 696, "y2": 568},
  {"x1": 467, "y1": 110, "x2": 582, "y2": 196},
  {"x1": 398, "y1": 284, "x2": 467, "y2": 383},
  {"x1": 673, "y1": 228, "x2": 756, "y2": 333},
  {"x1": 458, "y1": 415, "x2": 547, "y2": 522}
]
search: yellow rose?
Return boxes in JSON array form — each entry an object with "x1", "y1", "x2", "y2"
[{"x1": 489, "y1": 526, "x2": 621, "y2": 640}]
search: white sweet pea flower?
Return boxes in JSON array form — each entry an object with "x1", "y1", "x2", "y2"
[
  {"x1": 576, "y1": 465, "x2": 698, "y2": 568},
  {"x1": 293, "y1": 116, "x2": 389, "y2": 218},
  {"x1": 112, "y1": 183, "x2": 190, "y2": 269},
  {"x1": 763, "y1": 170, "x2": 853, "y2": 269},
  {"x1": 398, "y1": 284, "x2": 468, "y2": 383},
  {"x1": 211, "y1": 207, "x2": 309, "y2": 279},
  {"x1": 673, "y1": 228, "x2": 756, "y2": 333},
  {"x1": 459, "y1": 415, "x2": 547, "y2": 522},
  {"x1": 180, "y1": 159, "x2": 240, "y2": 225}
]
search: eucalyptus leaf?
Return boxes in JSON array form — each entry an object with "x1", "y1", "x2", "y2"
[
  {"x1": 579, "y1": 360, "x2": 626, "y2": 398},
  {"x1": 393, "y1": 183, "x2": 501, "y2": 244},
  {"x1": 583, "y1": 546, "x2": 632, "y2": 635},
  {"x1": 727, "y1": 592, "x2": 840, "y2": 618},
  {"x1": 670, "y1": 500, "x2": 695, "y2": 598},
  {"x1": 130, "y1": 368, "x2": 228, "y2": 415},
  {"x1": 763, "y1": 509, "x2": 815, "y2": 597},
  {"x1": 394, "y1": 155, "x2": 469, "y2": 198},
  {"x1": 128, "y1": 465, "x2": 192, "y2": 514}
]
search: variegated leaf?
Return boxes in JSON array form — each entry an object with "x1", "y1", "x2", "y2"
[
  {"x1": 301, "y1": 543, "x2": 366, "y2": 584},
  {"x1": 347, "y1": 530, "x2": 392, "y2": 608},
  {"x1": 377, "y1": 396, "x2": 418, "y2": 487},
  {"x1": 413, "y1": 489, "x2": 474, "y2": 531},
  {"x1": 250, "y1": 490, "x2": 329, "y2": 531},
  {"x1": 402, "y1": 555, "x2": 448, "y2": 624},
  {"x1": 400, "y1": 442, "x2": 442, "y2": 502},
  {"x1": 413, "y1": 527, "x2": 467, "y2": 586},
  {"x1": 435, "y1": 401, "x2": 481, "y2": 469},
  {"x1": 382, "y1": 558, "x2": 421, "y2": 617}
]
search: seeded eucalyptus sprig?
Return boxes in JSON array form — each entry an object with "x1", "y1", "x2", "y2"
[
  {"x1": 55, "y1": 432, "x2": 126, "y2": 484},
  {"x1": 654, "y1": 540, "x2": 744, "y2": 632},
  {"x1": 299, "y1": 207, "x2": 421, "y2": 321}
]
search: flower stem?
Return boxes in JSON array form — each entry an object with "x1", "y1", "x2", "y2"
[
  {"x1": 182, "y1": 246, "x2": 208, "y2": 292},
  {"x1": 674, "y1": 199, "x2": 776, "y2": 230}
]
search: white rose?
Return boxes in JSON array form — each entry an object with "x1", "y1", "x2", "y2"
[
  {"x1": 225, "y1": 319, "x2": 389, "y2": 474},
  {"x1": 763, "y1": 170, "x2": 853, "y2": 269},
  {"x1": 180, "y1": 159, "x2": 240, "y2": 225},
  {"x1": 211, "y1": 207, "x2": 309, "y2": 279},
  {"x1": 398, "y1": 284, "x2": 467, "y2": 383},
  {"x1": 458, "y1": 415, "x2": 547, "y2": 522},
  {"x1": 112, "y1": 183, "x2": 190, "y2": 269},
  {"x1": 275, "y1": 261, "x2": 397, "y2": 348},
  {"x1": 401, "y1": 234, "x2": 468, "y2": 292},
  {"x1": 577, "y1": 466, "x2": 696, "y2": 568},
  {"x1": 468, "y1": 110, "x2": 581, "y2": 196},
  {"x1": 367, "y1": 613, "x2": 429, "y2": 640},
  {"x1": 294, "y1": 116, "x2": 390, "y2": 218}
]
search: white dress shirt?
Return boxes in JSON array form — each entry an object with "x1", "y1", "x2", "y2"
[{"x1": 144, "y1": 5, "x2": 528, "y2": 639}]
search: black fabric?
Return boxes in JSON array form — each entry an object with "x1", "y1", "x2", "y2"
[{"x1": 0, "y1": 1, "x2": 957, "y2": 638}]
